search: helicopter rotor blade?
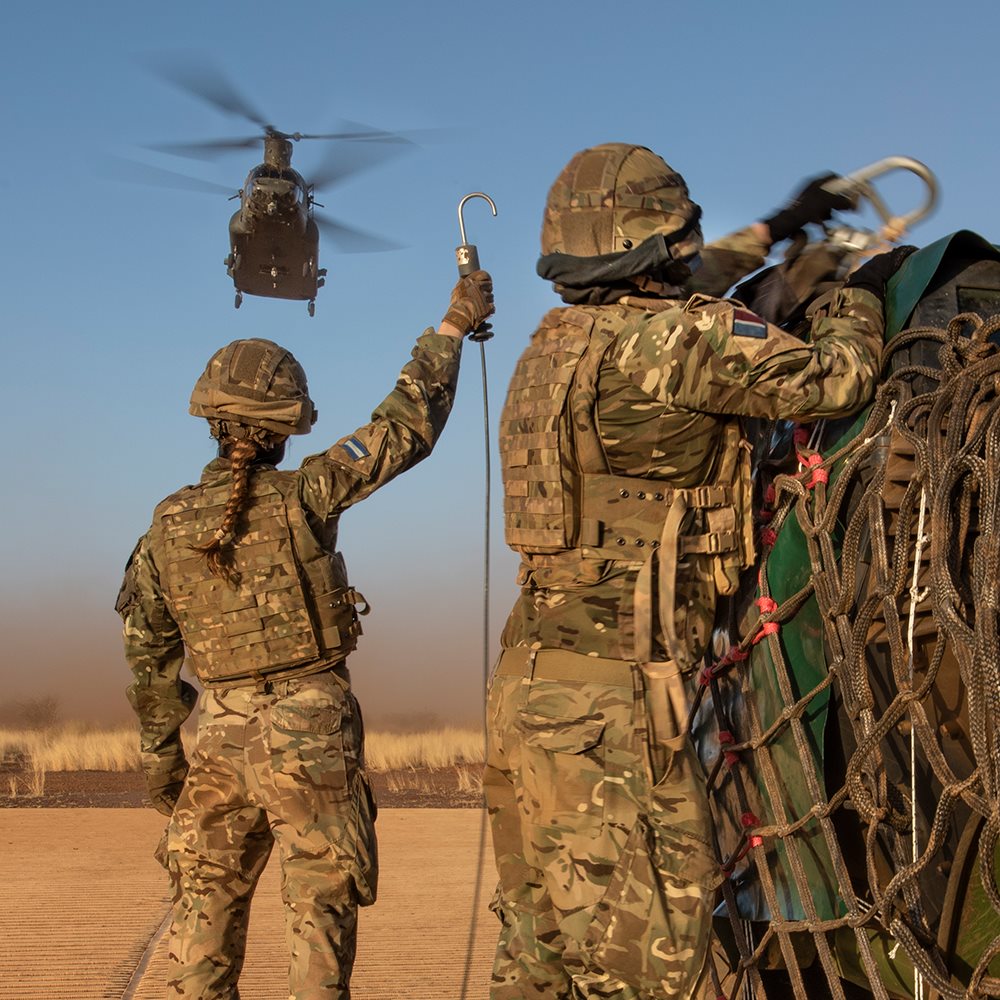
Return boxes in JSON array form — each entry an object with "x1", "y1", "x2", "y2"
[
  {"x1": 145, "y1": 51, "x2": 271, "y2": 129},
  {"x1": 314, "y1": 212, "x2": 404, "y2": 253},
  {"x1": 295, "y1": 120, "x2": 461, "y2": 145},
  {"x1": 144, "y1": 136, "x2": 263, "y2": 160},
  {"x1": 101, "y1": 155, "x2": 238, "y2": 197},
  {"x1": 307, "y1": 139, "x2": 415, "y2": 191}
]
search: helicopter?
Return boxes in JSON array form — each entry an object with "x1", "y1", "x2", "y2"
[{"x1": 138, "y1": 57, "x2": 416, "y2": 315}]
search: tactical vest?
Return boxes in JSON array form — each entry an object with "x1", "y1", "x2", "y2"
[
  {"x1": 500, "y1": 303, "x2": 755, "y2": 667},
  {"x1": 152, "y1": 469, "x2": 367, "y2": 685}
]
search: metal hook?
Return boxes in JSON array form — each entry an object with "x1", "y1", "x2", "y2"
[
  {"x1": 821, "y1": 156, "x2": 939, "y2": 253},
  {"x1": 458, "y1": 192, "x2": 497, "y2": 247}
]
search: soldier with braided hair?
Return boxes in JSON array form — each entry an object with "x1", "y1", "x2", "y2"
[{"x1": 115, "y1": 269, "x2": 493, "y2": 999}]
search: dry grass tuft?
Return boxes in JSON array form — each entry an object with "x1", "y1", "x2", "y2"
[
  {"x1": 365, "y1": 728, "x2": 484, "y2": 771},
  {"x1": 0, "y1": 725, "x2": 139, "y2": 772},
  {"x1": 0, "y1": 724, "x2": 484, "y2": 774}
]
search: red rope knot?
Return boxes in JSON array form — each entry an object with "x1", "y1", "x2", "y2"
[
  {"x1": 756, "y1": 596, "x2": 778, "y2": 614},
  {"x1": 699, "y1": 663, "x2": 716, "y2": 687},
  {"x1": 763, "y1": 483, "x2": 776, "y2": 507},
  {"x1": 718, "y1": 729, "x2": 740, "y2": 768},
  {"x1": 741, "y1": 812, "x2": 764, "y2": 849},
  {"x1": 752, "y1": 622, "x2": 779, "y2": 644},
  {"x1": 797, "y1": 451, "x2": 829, "y2": 488},
  {"x1": 760, "y1": 526, "x2": 778, "y2": 549}
]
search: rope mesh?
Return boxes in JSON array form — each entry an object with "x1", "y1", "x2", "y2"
[{"x1": 698, "y1": 314, "x2": 1000, "y2": 999}]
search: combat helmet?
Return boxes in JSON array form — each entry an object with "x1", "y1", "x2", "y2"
[
  {"x1": 189, "y1": 338, "x2": 317, "y2": 443},
  {"x1": 540, "y1": 143, "x2": 703, "y2": 263}
]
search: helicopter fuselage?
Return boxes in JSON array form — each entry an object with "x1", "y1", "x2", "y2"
[{"x1": 224, "y1": 161, "x2": 326, "y2": 309}]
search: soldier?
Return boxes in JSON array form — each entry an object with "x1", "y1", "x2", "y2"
[
  {"x1": 115, "y1": 270, "x2": 493, "y2": 1000},
  {"x1": 485, "y1": 143, "x2": 909, "y2": 999}
]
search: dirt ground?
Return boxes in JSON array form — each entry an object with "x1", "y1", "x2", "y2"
[
  {"x1": 0, "y1": 807, "x2": 497, "y2": 999},
  {"x1": 0, "y1": 763, "x2": 484, "y2": 808}
]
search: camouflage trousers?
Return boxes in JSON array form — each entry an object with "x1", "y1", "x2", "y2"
[
  {"x1": 483, "y1": 648, "x2": 723, "y2": 1000},
  {"x1": 163, "y1": 667, "x2": 378, "y2": 999}
]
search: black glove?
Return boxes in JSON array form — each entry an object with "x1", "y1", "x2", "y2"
[
  {"x1": 442, "y1": 270, "x2": 495, "y2": 336},
  {"x1": 843, "y1": 245, "x2": 919, "y2": 304},
  {"x1": 762, "y1": 173, "x2": 857, "y2": 243}
]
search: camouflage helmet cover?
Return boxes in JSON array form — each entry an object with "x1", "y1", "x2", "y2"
[
  {"x1": 540, "y1": 143, "x2": 703, "y2": 260},
  {"x1": 189, "y1": 338, "x2": 317, "y2": 438}
]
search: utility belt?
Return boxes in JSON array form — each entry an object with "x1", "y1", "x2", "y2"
[
  {"x1": 495, "y1": 646, "x2": 636, "y2": 687},
  {"x1": 495, "y1": 646, "x2": 688, "y2": 748},
  {"x1": 199, "y1": 655, "x2": 353, "y2": 691}
]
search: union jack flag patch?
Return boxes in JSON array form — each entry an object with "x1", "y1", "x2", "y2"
[
  {"x1": 340, "y1": 436, "x2": 370, "y2": 460},
  {"x1": 733, "y1": 309, "x2": 767, "y2": 339}
]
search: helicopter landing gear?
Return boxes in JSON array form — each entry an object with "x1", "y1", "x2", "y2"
[
  {"x1": 307, "y1": 300, "x2": 315, "y2": 317},
  {"x1": 234, "y1": 291, "x2": 243, "y2": 309},
  {"x1": 225, "y1": 251, "x2": 240, "y2": 276}
]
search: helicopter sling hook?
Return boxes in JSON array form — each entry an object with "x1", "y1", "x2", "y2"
[
  {"x1": 821, "y1": 156, "x2": 939, "y2": 253},
  {"x1": 456, "y1": 192, "x2": 498, "y2": 343}
]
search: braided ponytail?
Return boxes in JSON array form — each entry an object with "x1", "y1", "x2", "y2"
[{"x1": 195, "y1": 437, "x2": 259, "y2": 584}]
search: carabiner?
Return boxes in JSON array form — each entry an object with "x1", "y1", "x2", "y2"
[{"x1": 821, "y1": 156, "x2": 938, "y2": 252}]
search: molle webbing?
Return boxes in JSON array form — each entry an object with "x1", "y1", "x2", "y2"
[
  {"x1": 155, "y1": 474, "x2": 364, "y2": 684},
  {"x1": 501, "y1": 306, "x2": 626, "y2": 552},
  {"x1": 578, "y1": 473, "x2": 738, "y2": 560}
]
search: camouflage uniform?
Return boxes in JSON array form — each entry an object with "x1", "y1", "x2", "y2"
[
  {"x1": 487, "y1": 144, "x2": 884, "y2": 999},
  {"x1": 118, "y1": 329, "x2": 462, "y2": 999}
]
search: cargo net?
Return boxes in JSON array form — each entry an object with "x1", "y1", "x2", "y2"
[{"x1": 694, "y1": 313, "x2": 1000, "y2": 1000}]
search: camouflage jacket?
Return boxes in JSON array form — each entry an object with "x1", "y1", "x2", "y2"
[
  {"x1": 118, "y1": 330, "x2": 462, "y2": 780},
  {"x1": 500, "y1": 286, "x2": 884, "y2": 663},
  {"x1": 686, "y1": 224, "x2": 772, "y2": 299}
]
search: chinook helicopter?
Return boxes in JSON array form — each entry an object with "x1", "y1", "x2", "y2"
[{"x1": 141, "y1": 57, "x2": 415, "y2": 315}]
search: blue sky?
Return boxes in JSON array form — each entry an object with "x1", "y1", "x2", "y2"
[{"x1": 2, "y1": 0, "x2": 998, "y2": 725}]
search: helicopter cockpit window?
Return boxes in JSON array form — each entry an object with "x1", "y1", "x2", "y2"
[{"x1": 249, "y1": 166, "x2": 286, "y2": 182}]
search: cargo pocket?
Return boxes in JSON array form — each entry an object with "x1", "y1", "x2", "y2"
[
  {"x1": 517, "y1": 711, "x2": 607, "y2": 831},
  {"x1": 583, "y1": 813, "x2": 721, "y2": 996},
  {"x1": 269, "y1": 692, "x2": 349, "y2": 797}
]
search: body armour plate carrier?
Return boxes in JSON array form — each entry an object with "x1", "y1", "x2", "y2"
[
  {"x1": 153, "y1": 471, "x2": 365, "y2": 684},
  {"x1": 500, "y1": 303, "x2": 755, "y2": 666}
]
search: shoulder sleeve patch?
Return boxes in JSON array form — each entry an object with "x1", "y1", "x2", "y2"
[
  {"x1": 732, "y1": 308, "x2": 767, "y2": 339},
  {"x1": 340, "y1": 436, "x2": 370, "y2": 460},
  {"x1": 328, "y1": 423, "x2": 389, "y2": 481}
]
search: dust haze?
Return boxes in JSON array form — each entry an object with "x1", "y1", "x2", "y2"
[{"x1": 0, "y1": 593, "x2": 495, "y2": 730}]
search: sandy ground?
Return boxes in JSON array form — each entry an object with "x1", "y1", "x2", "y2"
[{"x1": 0, "y1": 808, "x2": 497, "y2": 999}]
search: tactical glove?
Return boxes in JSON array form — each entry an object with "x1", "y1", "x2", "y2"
[
  {"x1": 442, "y1": 270, "x2": 495, "y2": 336},
  {"x1": 843, "y1": 245, "x2": 919, "y2": 304},
  {"x1": 763, "y1": 174, "x2": 857, "y2": 244},
  {"x1": 144, "y1": 751, "x2": 189, "y2": 817}
]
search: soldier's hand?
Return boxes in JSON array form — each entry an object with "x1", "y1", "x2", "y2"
[
  {"x1": 441, "y1": 270, "x2": 495, "y2": 337},
  {"x1": 144, "y1": 754, "x2": 189, "y2": 817},
  {"x1": 844, "y1": 245, "x2": 919, "y2": 303},
  {"x1": 148, "y1": 779, "x2": 185, "y2": 817},
  {"x1": 763, "y1": 174, "x2": 858, "y2": 244}
]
